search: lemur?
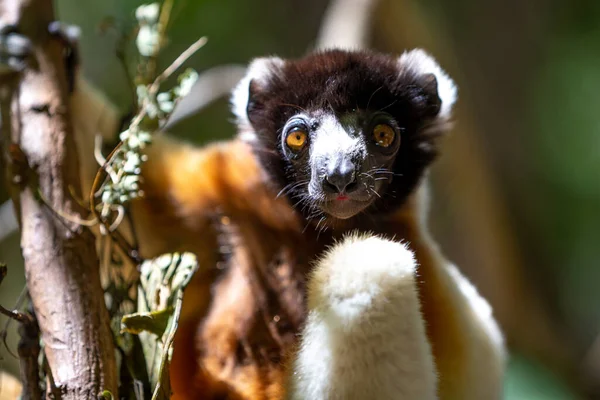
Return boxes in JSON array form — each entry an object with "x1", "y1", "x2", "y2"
[{"x1": 0, "y1": 24, "x2": 505, "y2": 399}]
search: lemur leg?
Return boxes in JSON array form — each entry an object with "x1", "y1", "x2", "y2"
[{"x1": 287, "y1": 234, "x2": 438, "y2": 400}]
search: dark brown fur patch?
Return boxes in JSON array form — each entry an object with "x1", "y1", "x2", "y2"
[{"x1": 244, "y1": 49, "x2": 448, "y2": 221}]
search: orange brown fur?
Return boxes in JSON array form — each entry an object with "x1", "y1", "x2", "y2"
[
  {"x1": 126, "y1": 134, "x2": 483, "y2": 399},
  {"x1": 133, "y1": 135, "x2": 311, "y2": 399}
]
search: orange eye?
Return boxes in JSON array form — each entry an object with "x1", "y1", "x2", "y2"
[
  {"x1": 372, "y1": 124, "x2": 396, "y2": 148},
  {"x1": 286, "y1": 129, "x2": 308, "y2": 151}
]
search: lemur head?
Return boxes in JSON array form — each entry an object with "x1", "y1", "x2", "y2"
[{"x1": 232, "y1": 49, "x2": 456, "y2": 223}]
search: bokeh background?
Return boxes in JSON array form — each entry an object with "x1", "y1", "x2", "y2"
[{"x1": 2, "y1": 0, "x2": 600, "y2": 398}]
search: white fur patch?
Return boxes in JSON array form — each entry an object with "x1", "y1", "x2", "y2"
[
  {"x1": 446, "y1": 264, "x2": 505, "y2": 354},
  {"x1": 399, "y1": 49, "x2": 457, "y2": 120},
  {"x1": 308, "y1": 113, "x2": 360, "y2": 195},
  {"x1": 288, "y1": 234, "x2": 438, "y2": 400},
  {"x1": 445, "y1": 262, "x2": 506, "y2": 398},
  {"x1": 230, "y1": 56, "x2": 284, "y2": 141},
  {"x1": 308, "y1": 234, "x2": 418, "y2": 315}
]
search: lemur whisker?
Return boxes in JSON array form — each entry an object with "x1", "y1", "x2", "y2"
[
  {"x1": 314, "y1": 216, "x2": 326, "y2": 237},
  {"x1": 291, "y1": 196, "x2": 309, "y2": 211},
  {"x1": 360, "y1": 171, "x2": 375, "y2": 179},
  {"x1": 376, "y1": 99, "x2": 398, "y2": 113},
  {"x1": 317, "y1": 218, "x2": 329, "y2": 238},
  {"x1": 303, "y1": 209, "x2": 323, "y2": 234},
  {"x1": 366, "y1": 85, "x2": 384, "y2": 110},
  {"x1": 369, "y1": 187, "x2": 382, "y2": 198},
  {"x1": 372, "y1": 169, "x2": 403, "y2": 178},
  {"x1": 370, "y1": 168, "x2": 394, "y2": 174},
  {"x1": 302, "y1": 220, "x2": 311, "y2": 234},
  {"x1": 276, "y1": 180, "x2": 309, "y2": 199}
]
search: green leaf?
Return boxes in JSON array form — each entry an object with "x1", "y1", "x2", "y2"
[
  {"x1": 99, "y1": 390, "x2": 115, "y2": 400},
  {"x1": 120, "y1": 307, "x2": 173, "y2": 336},
  {"x1": 121, "y1": 252, "x2": 199, "y2": 400}
]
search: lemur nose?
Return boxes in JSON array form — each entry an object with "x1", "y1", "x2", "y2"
[{"x1": 324, "y1": 159, "x2": 357, "y2": 194}]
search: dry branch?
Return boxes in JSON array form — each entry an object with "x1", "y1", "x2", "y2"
[
  {"x1": 0, "y1": 0, "x2": 117, "y2": 397},
  {"x1": 17, "y1": 311, "x2": 42, "y2": 400}
]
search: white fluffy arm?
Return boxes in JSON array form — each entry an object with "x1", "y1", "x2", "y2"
[{"x1": 287, "y1": 234, "x2": 438, "y2": 400}]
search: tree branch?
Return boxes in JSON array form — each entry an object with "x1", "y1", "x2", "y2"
[
  {"x1": 0, "y1": 0, "x2": 117, "y2": 397},
  {"x1": 17, "y1": 309, "x2": 42, "y2": 400},
  {"x1": 316, "y1": 0, "x2": 377, "y2": 50}
]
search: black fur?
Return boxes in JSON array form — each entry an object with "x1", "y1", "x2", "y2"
[{"x1": 242, "y1": 49, "x2": 451, "y2": 229}]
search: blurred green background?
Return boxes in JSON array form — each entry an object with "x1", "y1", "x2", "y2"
[{"x1": 1, "y1": 0, "x2": 600, "y2": 398}]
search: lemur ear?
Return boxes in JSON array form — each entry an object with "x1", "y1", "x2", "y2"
[
  {"x1": 231, "y1": 57, "x2": 284, "y2": 129},
  {"x1": 398, "y1": 49, "x2": 457, "y2": 120}
]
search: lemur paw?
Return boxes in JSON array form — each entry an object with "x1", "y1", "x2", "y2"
[
  {"x1": 308, "y1": 233, "x2": 417, "y2": 324},
  {"x1": 0, "y1": 25, "x2": 32, "y2": 74}
]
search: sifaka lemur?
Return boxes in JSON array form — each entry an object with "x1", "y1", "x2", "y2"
[{"x1": 0, "y1": 23, "x2": 505, "y2": 399}]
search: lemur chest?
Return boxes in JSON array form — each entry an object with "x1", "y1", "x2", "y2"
[
  {"x1": 196, "y1": 212, "x2": 407, "y2": 358},
  {"x1": 172, "y1": 204, "x2": 440, "y2": 399},
  {"x1": 178, "y1": 211, "x2": 329, "y2": 399}
]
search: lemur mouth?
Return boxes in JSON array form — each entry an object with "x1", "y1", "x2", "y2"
[
  {"x1": 307, "y1": 178, "x2": 382, "y2": 220},
  {"x1": 321, "y1": 196, "x2": 373, "y2": 219}
]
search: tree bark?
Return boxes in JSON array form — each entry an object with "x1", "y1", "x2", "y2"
[{"x1": 0, "y1": 0, "x2": 117, "y2": 398}]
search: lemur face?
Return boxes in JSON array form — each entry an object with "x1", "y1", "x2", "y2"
[
  {"x1": 278, "y1": 110, "x2": 402, "y2": 219},
  {"x1": 232, "y1": 49, "x2": 456, "y2": 222}
]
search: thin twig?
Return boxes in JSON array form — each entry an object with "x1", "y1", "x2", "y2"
[
  {"x1": 89, "y1": 140, "x2": 142, "y2": 264},
  {"x1": 151, "y1": 36, "x2": 207, "y2": 93},
  {"x1": 36, "y1": 187, "x2": 98, "y2": 227},
  {"x1": 95, "y1": 134, "x2": 119, "y2": 182},
  {"x1": 17, "y1": 309, "x2": 41, "y2": 400},
  {"x1": 0, "y1": 329, "x2": 17, "y2": 359},
  {"x1": 0, "y1": 304, "x2": 31, "y2": 324},
  {"x1": 87, "y1": 34, "x2": 207, "y2": 266},
  {"x1": 129, "y1": 36, "x2": 208, "y2": 131},
  {"x1": 1, "y1": 285, "x2": 27, "y2": 335}
]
